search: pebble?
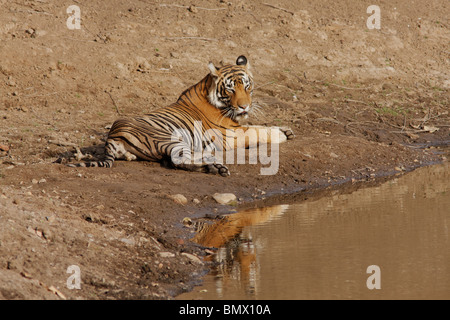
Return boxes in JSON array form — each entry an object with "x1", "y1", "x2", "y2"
[
  {"x1": 188, "y1": 5, "x2": 198, "y2": 13},
  {"x1": 34, "y1": 30, "x2": 47, "y2": 37},
  {"x1": 181, "y1": 253, "x2": 203, "y2": 265},
  {"x1": 159, "y1": 252, "x2": 175, "y2": 258},
  {"x1": 212, "y1": 193, "x2": 237, "y2": 205},
  {"x1": 6, "y1": 77, "x2": 16, "y2": 87},
  {"x1": 382, "y1": 83, "x2": 397, "y2": 91},
  {"x1": 168, "y1": 194, "x2": 188, "y2": 205},
  {"x1": 120, "y1": 238, "x2": 135, "y2": 246}
]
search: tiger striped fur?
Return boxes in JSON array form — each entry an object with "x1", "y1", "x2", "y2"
[{"x1": 68, "y1": 56, "x2": 294, "y2": 176}]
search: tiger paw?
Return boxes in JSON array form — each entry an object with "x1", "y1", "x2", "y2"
[
  {"x1": 207, "y1": 163, "x2": 230, "y2": 177},
  {"x1": 280, "y1": 127, "x2": 295, "y2": 140}
]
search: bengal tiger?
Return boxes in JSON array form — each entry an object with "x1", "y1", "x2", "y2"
[{"x1": 68, "y1": 56, "x2": 294, "y2": 176}]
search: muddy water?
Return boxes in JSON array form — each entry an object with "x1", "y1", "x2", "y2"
[{"x1": 179, "y1": 161, "x2": 450, "y2": 300}]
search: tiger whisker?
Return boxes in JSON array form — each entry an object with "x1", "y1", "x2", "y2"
[
  {"x1": 249, "y1": 104, "x2": 265, "y2": 119},
  {"x1": 218, "y1": 107, "x2": 232, "y2": 125}
]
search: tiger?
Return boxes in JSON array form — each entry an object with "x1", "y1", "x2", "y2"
[{"x1": 68, "y1": 55, "x2": 294, "y2": 176}]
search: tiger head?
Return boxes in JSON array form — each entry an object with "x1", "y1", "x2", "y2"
[{"x1": 207, "y1": 55, "x2": 254, "y2": 122}]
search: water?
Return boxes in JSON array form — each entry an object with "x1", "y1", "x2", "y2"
[{"x1": 178, "y1": 161, "x2": 450, "y2": 300}]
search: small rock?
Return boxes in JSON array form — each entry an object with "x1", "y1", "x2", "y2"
[
  {"x1": 42, "y1": 228, "x2": 53, "y2": 241},
  {"x1": 159, "y1": 252, "x2": 175, "y2": 258},
  {"x1": 406, "y1": 132, "x2": 419, "y2": 140},
  {"x1": 382, "y1": 83, "x2": 397, "y2": 91},
  {"x1": 192, "y1": 198, "x2": 200, "y2": 204},
  {"x1": 38, "y1": 178, "x2": 47, "y2": 184},
  {"x1": 330, "y1": 152, "x2": 339, "y2": 158},
  {"x1": 168, "y1": 194, "x2": 188, "y2": 205},
  {"x1": 188, "y1": 5, "x2": 198, "y2": 13},
  {"x1": 48, "y1": 286, "x2": 66, "y2": 300},
  {"x1": 6, "y1": 76, "x2": 16, "y2": 87},
  {"x1": 423, "y1": 125, "x2": 439, "y2": 133},
  {"x1": 34, "y1": 29, "x2": 47, "y2": 37},
  {"x1": 32, "y1": 179, "x2": 38, "y2": 184},
  {"x1": 181, "y1": 253, "x2": 203, "y2": 265},
  {"x1": 212, "y1": 193, "x2": 236, "y2": 205},
  {"x1": 138, "y1": 60, "x2": 151, "y2": 70},
  {"x1": 120, "y1": 238, "x2": 135, "y2": 246}
]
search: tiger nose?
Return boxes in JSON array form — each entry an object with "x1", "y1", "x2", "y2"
[{"x1": 238, "y1": 105, "x2": 249, "y2": 113}]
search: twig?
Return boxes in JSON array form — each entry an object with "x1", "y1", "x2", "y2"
[
  {"x1": 254, "y1": 81, "x2": 276, "y2": 90},
  {"x1": 344, "y1": 120, "x2": 405, "y2": 131},
  {"x1": 10, "y1": 9, "x2": 53, "y2": 16},
  {"x1": 22, "y1": 91, "x2": 59, "y2": 98},
  {"x1": 49, "y1": 140, "x2": 78, "y2": 148},
  {"x1": 262, "y1": 3, "x2": 295, "y2": 15},
  {"x1": 293, "y1": 74, "x2": 372, "y2": 90},
  {"x1": 165, "y1": 36, "x2": 218, "y2": 41},
  {"x1": 105, "y1": 91, "x2": 122, "y2": 115},
  {"x1": 48, "y1": 35, "x2": 97, "y2": 43},
  {"x1": 390, "y1": 129, "x2": 438, "y2": 134},
  {"x1": 316, "y1": 117, "x2": 342, "y2": 125},
  {"x1": 247, "y1": 11, "x2": 263, "y2": 25},
  {"x1": 272, "y1": 40, "x2": 285, "y2": 54},
  {"x1": 345, "y1": 121, "x2": 380, "y2": 130},
  {"x1": 159, "y1": 4, "x2": 226, "y2": 11},
  {"x1": 329, "y1": 83, "x2": 372, "y2": 90},
  {"x1": 345, "y1": 99, "x2": 372, "y2": 106}
]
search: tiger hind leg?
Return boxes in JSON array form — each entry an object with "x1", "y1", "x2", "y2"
[{"x1": 67, "y1": 139, "x2": 133, "y2": 168}]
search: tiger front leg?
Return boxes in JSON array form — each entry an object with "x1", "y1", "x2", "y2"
[
  {"x1": 233, "y1": 126, "x2": 295, "y2": 148},
  {"x1": 279, "y1": 127, "x2": 295, "y2": 141},
  {"x1": 169, "y1": 144, "x2": 230, "y2": 177}
]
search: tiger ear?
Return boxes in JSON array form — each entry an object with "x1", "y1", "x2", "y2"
[
  {"x1": 208, "y1": 62, "x2": 220, "y2": 78},
  {"x1": 236, "y1": 55, "x2": 251, "y2": 71},
  {"x1": 236, "y1": 55, "x2": 247, "y2": 66}
]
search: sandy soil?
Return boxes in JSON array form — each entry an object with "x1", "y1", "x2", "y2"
[{"x1": 0, "y1": 0, "x2": 448, "y2": 299}]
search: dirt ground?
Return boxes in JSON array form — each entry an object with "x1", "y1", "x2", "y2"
[{"x1": 0, "y1": 0, "x2": 448, "y2": 300}]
